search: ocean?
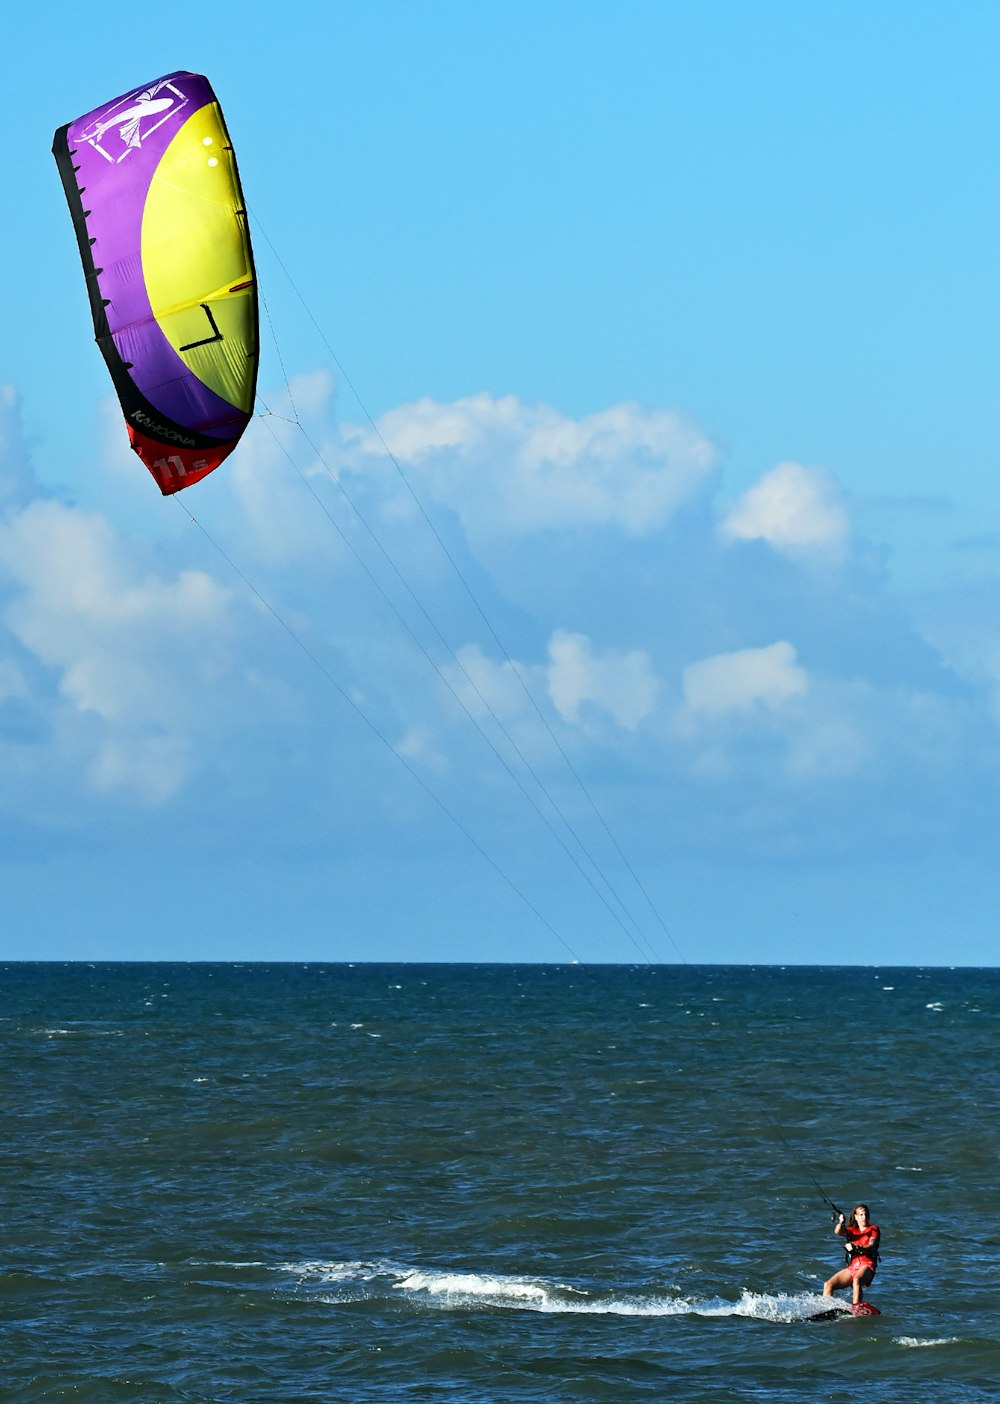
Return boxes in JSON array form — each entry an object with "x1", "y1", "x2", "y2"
[{"x1": 3, "y1": 962, "x2": 997, "y2": 1401}]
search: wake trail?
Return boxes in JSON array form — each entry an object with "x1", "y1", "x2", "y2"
[{"x1": 269, "y1": 1259, "x2": 842, "y2": 1323}]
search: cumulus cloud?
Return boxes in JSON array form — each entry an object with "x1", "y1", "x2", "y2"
[
  {"x1": 547, "y1": 629, "x2": 659, "y2": 730},
  {"x1": 280, "y1": 368, "x2": 337, "y2": 422},
  {"x1": 195, "y1": 370, "x2": 344, "y2": 567},
  {"x1": 3, "y1": 368, "x2": 995, "y2": 905},
  {"x1": 440, "y1": 635, "x2": 660, "y2": 747},
  {"x1": 88, "y1": 735, "x2": 194, "y2": 801},
  {"x1": 0, "y1": 500, "x2": 236, "y2": 802},
  {"x1": 444, "y1": 643, "x2": 530, "y2": 721},
  {"x1": 350, "y1": 394, "x2": 717, "y2": 537},
  {"x1": 96, "y1": 392, "x2": 143, "y2": 485},
  {"x1": 682, "y1": 640, "x2": 808, "y2": 715},
  {"x1": 910, "y1": 579, "x2": 1000, "y2": 727},
  {"x1": 720, "y1": 461, "x2": 848, "y2": 554}
]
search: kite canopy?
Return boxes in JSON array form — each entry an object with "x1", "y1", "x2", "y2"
[{"x1": 53, "y1": 71, "x2": 258, "y2": 495}]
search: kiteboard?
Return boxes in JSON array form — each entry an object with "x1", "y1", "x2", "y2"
[{"x1": 807, "y1": 1301, "x2": 881, "y2": 1323}]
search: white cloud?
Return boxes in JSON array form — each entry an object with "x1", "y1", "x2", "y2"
[
  {"x1": 547, "y1": 629, "x2": 659, "y2": 730},
  {"x1": 96, "y1": 393, "x2": 143, "y2": 484},
  {"x1": 721, "y1": 461, "x2": 848, "y2": 553},
  {"x1": 2, "y1": 368, "x2": 993, "y2": 915},
  {"x1": 443, "y1": 643, "x2": 530, "y2": 721},
  {"x1": 396, "y1": 723, "x2": 447, "y2": 770},
  {"x1": 226, "y1": 415, "x2": 336, "y2": 565},
  {"x1": 911, "y1": 585, "x2": 1000, "y2": 729},
  {"x1": 281, "y1": 368, "x2": 337, "y2": 421},
  {"x1": 0, "y1": 500, "x2": 236, "y2": 802},
  {"x1": 351, "y1": 394, "x2": 717, "y2": 537},
  {"x1": 682, "y1": 640, "x2": 808, "y2": 715},
  {"x1": 88, "y1": 735, "x2": 194, "y2": 805}
]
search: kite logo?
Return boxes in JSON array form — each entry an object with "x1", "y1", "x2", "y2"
[
  {"x1": 129, "y1": 410, "x2": 197, "y2": 448},
  {"x1": 79, "y1": 78, "x2": 189, "y2": 163}
]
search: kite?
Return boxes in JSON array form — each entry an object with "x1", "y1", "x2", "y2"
[{"x1": 53, "y1": 71, "x2": 258, "y2": 494}]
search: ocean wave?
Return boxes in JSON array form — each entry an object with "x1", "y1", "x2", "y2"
[
  {"x1": 894, "y1": 1336, "x2": 960, "y2": 1348},
  {"x1": 283, "y1": 1259, "x2": 686, "y2": 1314},
  {"x1": 39, "y1": 1026, "x2": 124, "y2": 1038},
  {"x1": 278, "y1": 1260, "x2": 841, "y2": 1323}
]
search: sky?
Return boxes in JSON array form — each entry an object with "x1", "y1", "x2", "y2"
[{"x1": 3, "y1": 0, "x2": 1000, "y2": 964}]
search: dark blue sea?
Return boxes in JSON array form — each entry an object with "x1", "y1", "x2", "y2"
[{"x1": 3, "y1": 963, "x2": 997, "y2": 1401}]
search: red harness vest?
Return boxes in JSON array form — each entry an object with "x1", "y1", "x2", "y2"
[{"x1": 844, "y1": 1223, "x2": 880, "y2": 1268}]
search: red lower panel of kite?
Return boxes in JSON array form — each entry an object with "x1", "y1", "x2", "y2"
[{"x1": 127, "y1": 424, "x2": 235, "y2": 495}]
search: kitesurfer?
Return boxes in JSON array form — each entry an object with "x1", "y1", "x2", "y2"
[{"x1": 822, "y1": 1203, "x2": 879, "y2": 1305}]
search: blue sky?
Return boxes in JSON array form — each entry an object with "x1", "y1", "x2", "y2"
[{"x1": 3, "y1": 1, "x2": 1000, "y2": 963}]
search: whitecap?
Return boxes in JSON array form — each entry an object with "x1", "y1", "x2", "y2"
[
  {"x1": 42, "y1": 1027, "x2": 123, "y2": 1037},
  {"x1": 283, "y1": 1260, "x2": 377, "y2": 1283},
  {"x1": 395, "y1": 1270, "x2": 550, "y2": 1303},
  {"x1": 895, "y1": 1336, "x2": 960, "y2": 1348},
  {"x1": 281, "y1": 1260, "x2": 684, "y2": 1315},
  {"x1": 694, "y1": 1290, "x2": 828, "y2": 1324},
  {"x1": 276, "y1": 1261, "x2": 842, "y2": 1322}
]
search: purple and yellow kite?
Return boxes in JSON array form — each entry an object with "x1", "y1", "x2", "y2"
[{"x1": 53, "y1": 72, "x2": 258, "y2": 494}]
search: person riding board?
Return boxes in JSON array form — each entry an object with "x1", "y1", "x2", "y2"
[{"x1": 822, "y1": 1203, "x2": 880, "y2": 1305}]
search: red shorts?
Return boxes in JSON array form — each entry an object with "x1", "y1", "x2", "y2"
[{"x1": 848, "y1": 1256, "x2": 876, "y2": 1279}]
